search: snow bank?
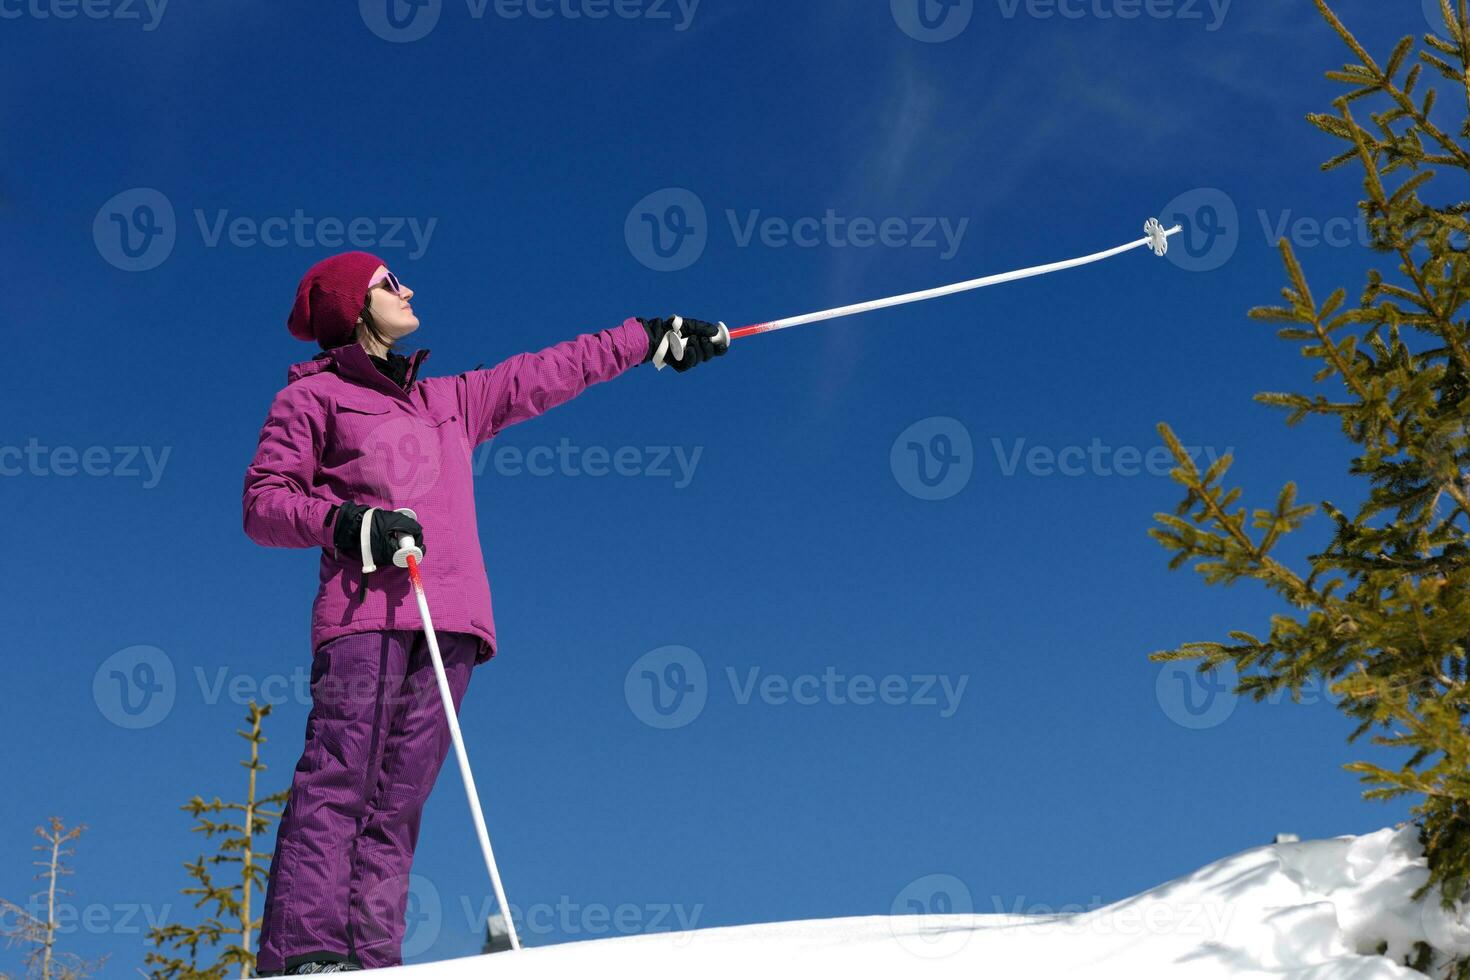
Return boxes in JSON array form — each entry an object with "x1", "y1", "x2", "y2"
[{"x1": 384, "y1": 825, "x2": 1468, "y2": 979}]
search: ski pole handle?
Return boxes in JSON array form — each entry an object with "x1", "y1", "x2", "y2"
[
  {"x1": 657, "y1": 317, "x2": 732, "y2": 369},
  {"x1": 391, "y1": 507, "x2": 424, "y2": 569}
]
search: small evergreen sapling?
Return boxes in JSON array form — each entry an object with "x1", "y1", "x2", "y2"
[{"x1": 145, "y1": 702, "x2": 289, "y2": 980}]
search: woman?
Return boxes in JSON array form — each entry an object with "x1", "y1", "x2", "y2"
[{"x1": 242, "y1": 250, "x2": 728, "y2": 975}]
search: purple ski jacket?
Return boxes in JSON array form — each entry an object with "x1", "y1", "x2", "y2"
[{"x1": 243, "y1": 317, "x2": 650, "y2": 664}]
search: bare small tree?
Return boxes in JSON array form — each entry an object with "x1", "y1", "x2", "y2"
[{"x1": 0, "y1": 817, "x2": 108, "y2": 980}]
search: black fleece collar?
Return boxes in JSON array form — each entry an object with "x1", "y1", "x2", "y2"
[{"x1": 367, "y1": 350, "x2": 412, "y2": 391}]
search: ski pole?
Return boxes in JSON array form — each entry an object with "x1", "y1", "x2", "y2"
[
  {"x1": 388, "y1": 519, "x2": 523, "y2": 953},
  {"x1": 654, "y1": 218, "x2": 1180, "y2": 367}
]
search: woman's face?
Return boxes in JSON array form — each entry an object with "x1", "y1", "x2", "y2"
[{"x1": 363, "y1": 265, "x2": 419, "y2": 340}]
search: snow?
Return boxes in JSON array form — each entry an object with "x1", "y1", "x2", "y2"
[{"x1": 380, "y1": 825, "x2": 1469, "y2": 979}]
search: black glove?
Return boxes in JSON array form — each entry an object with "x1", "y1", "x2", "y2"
[
  {"x1": 639, "y1": 316, "x2": 730, "y2": 372},
  {"x1": 330, "y1": 502, "x2": 426, "y2": 567}
]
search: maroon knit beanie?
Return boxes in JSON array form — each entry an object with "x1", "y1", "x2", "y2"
[{"x1": 286, "y1": 251, "x2": 386, "y2": 349}]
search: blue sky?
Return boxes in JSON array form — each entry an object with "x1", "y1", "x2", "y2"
[{"x1": 0, "y1": 0, "x2": 1440, "y2": 974}]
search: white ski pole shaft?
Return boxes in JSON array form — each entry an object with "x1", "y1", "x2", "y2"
[
  {"x1": 394, "y1": 534, "x2": 523, "y2": 952},
  {"x1": 727, "y1": 218, "x2": 1181, "y2": 341}
]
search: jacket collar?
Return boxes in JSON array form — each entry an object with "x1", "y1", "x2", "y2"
[{"x1": 287, "y1": 345, "x2": 431, "y2": 401}]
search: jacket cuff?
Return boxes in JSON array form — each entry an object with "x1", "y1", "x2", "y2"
[
  {"x1": 620, "y1": 316, "x2": 652, "y2": 365},
  {"x1": 315, "y1": 500, "x2": 342, "y2": 549}
]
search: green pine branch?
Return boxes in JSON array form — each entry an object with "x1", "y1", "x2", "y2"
[{"x1": 1151, "y1": 6, "x2": 1470, "y2": 968}]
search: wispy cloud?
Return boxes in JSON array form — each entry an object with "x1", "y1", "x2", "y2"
[{"x1": 794, "y1": 16, "x2": 1303, "y2": 426}]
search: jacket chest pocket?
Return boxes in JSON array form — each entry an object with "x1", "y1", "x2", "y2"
[{"x1": 331, "y1": 398, "x2": 461, "y2": 504}]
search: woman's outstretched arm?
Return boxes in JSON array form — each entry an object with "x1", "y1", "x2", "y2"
[{"x1": 456, "y1": 316, "x2": 651, "y2": 447}]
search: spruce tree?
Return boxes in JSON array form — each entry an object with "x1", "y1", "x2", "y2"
[
  {"x1": 1151, "y1": 2, "x2": 1470, "y2": 974},
  {"x1": 145, "y1": 702, "x2": 289, "y2": 980}
]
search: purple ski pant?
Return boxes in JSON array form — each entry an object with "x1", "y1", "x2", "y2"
[{"x1": 255, "y1": 628, "x2": 477, "y2": 974}]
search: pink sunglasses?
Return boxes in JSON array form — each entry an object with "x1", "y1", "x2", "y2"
[{"x1": 368, "y1": 269, "x2": 406, "y2": 295}]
